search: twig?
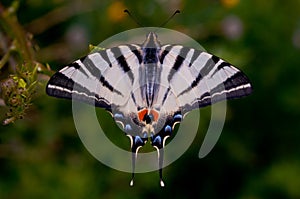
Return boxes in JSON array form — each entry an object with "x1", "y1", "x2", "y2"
[{"x1": 0, "y1": 1, "x2": 50, "y2": 125}]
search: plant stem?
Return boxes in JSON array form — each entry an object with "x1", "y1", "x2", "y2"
[
  {"x1": 0, "y1": 51, "x2": 10, "y2": 70},
  {"x1": 0, "y1": 1, "x2": 35, "y2": 70}
]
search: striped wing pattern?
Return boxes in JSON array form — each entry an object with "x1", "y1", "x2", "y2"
[
  {"x1": 46, "y1": 32, "x2": 252, "y2": 187},
  {"x1": 159, "y1": 44, "x2": 252, "y2": 114},
  {"x1": 46, "y1": 44, "x2": 142, "y2": 111}
]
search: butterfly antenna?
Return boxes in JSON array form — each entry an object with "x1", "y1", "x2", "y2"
[
  {"x1": 159, "y1": 10, "x2": 181, "y2": 28},
  {"x1": 124, "y1": 9, "x2": 143, "y2": 27}
]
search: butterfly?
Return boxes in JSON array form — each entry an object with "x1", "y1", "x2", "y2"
[{"x1": 46, "y1": 31, "x2": 252, "y2": 187}]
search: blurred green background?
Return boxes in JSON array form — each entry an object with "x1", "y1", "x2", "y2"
[{"x1": 1, "y1": 0, "x2": 300, "y2": 198}]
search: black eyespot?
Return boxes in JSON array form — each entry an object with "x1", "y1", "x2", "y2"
[{"x1": 143, "y1": 114, "x2": 152, "y2": 124}]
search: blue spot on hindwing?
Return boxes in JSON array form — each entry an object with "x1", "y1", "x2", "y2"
[
  {"x1": 153, "y1": 136, "x2": 162, "y2": 146},
  {"x1": 114, "y1": 113, "x2": 124, "y2": 119},
  {"x1": 125, "y1": 124, "x2": 132, "y2": 132},
  {"x1": 165, "y1": 125, "x2": 172, "y2": 133},
  {"x1": 173, "y1": 113, "x2": 182, "y2": 122},
  {"x1": 134, "y1": 136, "x2": 143, "y2": 145},
  {"x1": 142, "y1": 131, "x2": 148, "y2": 138}
]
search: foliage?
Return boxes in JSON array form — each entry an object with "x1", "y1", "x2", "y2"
[
  {"x1": 0, "y1": 1, "x2": 51, "y2": 125},
  {"x1": 1, "y1": 0, "x2": 300, "y2": 199}
]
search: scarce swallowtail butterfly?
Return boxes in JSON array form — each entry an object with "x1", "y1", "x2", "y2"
[{"x1": 46, "y1": 31, "x2": 252, "y2": 187}]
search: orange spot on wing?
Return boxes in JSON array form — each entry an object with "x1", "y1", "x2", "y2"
[
  {"x1": 150, "y1": 109, "x2": 159, "y2": 122},
  {"x1": 138, "y1": 109, "x2": 148, "y2": 122}
]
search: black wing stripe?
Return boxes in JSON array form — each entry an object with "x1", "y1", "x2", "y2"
[
  {"x1": 178, "y1": 72, "x2": 203, "y2": 97},
  {"x1": 179, "y1": 58, "x2": 232, "y2": 97},
  {"x1": 181, "y1": 69, "x2": 252, "y2": 113},
  {"x1": 83, "y1": 49, "x2": 112, "y2": 68},
  {"x1": 99, "y1": 76, "x2": 123, "y2": 96},
  {"x1": 99, "y1": 50, "x2": 112, "y2": 67},
  {"x1": 47, "y1": 72, "x2": 74, "y2": 91},
  {"x1": 81, "y1": 56, "x2": 102, "y2": 77},
  {"x1": 128, "y1": 44, "x2": 142, "y2": 64},
  {"x1": 110, "y1": 47, "x2": 134, "y2": 84},
  {"x1": 180, "y1": 54, "x2": 219, "y2": 97},
  {"x1": 211, "y1": 55, "x2": 220, "y2": 64},
  {"x1": 210, "y1": 61, "x2": 231, "y2": 77},
  {"x1": 217, "y1": 61, "x2": 231, "y2": 70},
  {"x1": 69, "y1": 62, "x2": 80, "y2": 69},
  {"x1": 188, "y1": 50, "x2": 202, "y2": 67},
  {"x1": 196, "y1": 72, "x2": 252, "y2": 108},
  {"x1": 199, "y1": 54, "x2": 220, "y2": 77},
  {"x1": 69, "y1": 61, "x2": 89, "y2": 77},
  {"x1": 161, "y1": 87, "x2": 171, "y2": 106},
  {"x1": 159, "y1": 45, "x2": 173, "y2": 64},
  {"x1": 79, "y1": 56, "x2": 123, "y2": 96},
  {"x1": 167, "y1": 46, "x2": 191, "y2": 82},
  {"x1": 46, "y1": 72, "x2": 111, "y2": 109}
]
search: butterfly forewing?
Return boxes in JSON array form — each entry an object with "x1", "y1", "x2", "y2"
[
  {"x1": 158, "y1": 44, "x2": 252, "y2": 114},
  {"x1": 46, "y1": 44, "x2": 144, "y2": 110}
]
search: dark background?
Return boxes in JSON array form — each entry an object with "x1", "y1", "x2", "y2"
[{"x1": 1, "y1": 0, "x2": 300, "y2": 198}]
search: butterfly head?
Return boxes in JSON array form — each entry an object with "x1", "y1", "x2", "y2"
[{"x1": 142, "y1": 32, "x2": 161, "y2": 48}]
